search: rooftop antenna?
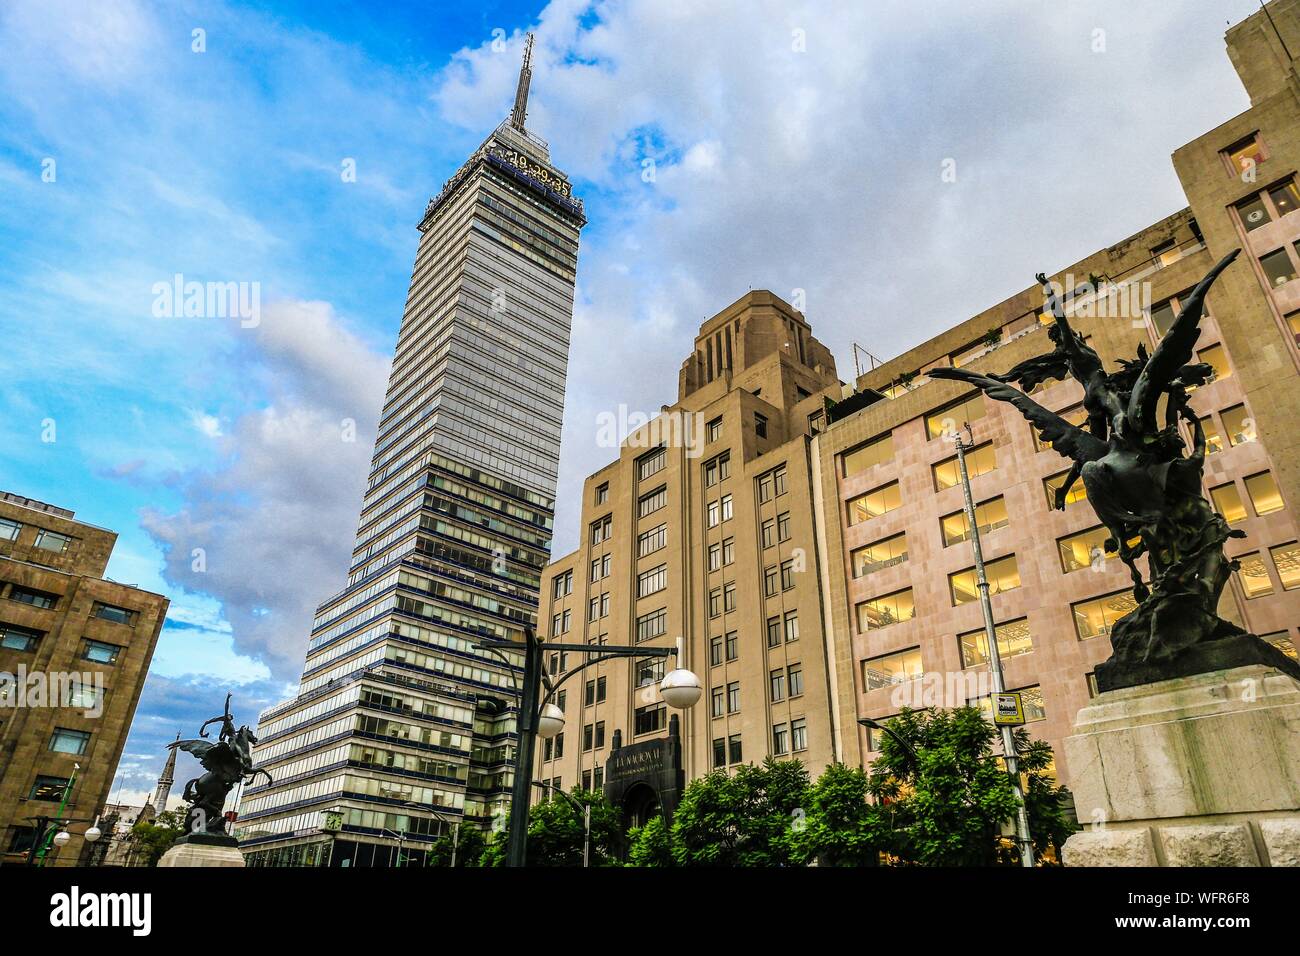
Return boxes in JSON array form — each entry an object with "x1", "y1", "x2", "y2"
[{"x1": 510, "y1": 32, "x2": 535, "y2": 131}]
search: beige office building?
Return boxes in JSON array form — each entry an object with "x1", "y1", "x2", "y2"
[
  {"x1": 536, "y1": 293, "x2": 843, "y2": 808},
  {"x1": 0, "y1": 492, "x2": 169, "y2": 866},
  {"x1": 537, "y1": 1, "x2": 1300, "y2": 799}
]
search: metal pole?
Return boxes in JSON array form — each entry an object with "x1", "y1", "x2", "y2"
[
  {"x1": 583, "y1": 803, "x2": 590, "y2": 870},
  {"x1": 36, "y1": 763, "x2": 78, "y2": 867},
  {"x1": 451, "y1": 822, "x2": 459, "y2": 868},
  {"x1": 953, "y1": 429, "x2": 1036, "y2": 868},
  {"x1": 506, "y1": 629, "x2": 543, "y2": 867}
]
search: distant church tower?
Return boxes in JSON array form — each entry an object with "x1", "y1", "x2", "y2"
[{"x1": 151, "y1": 733, "x2": 180, "y2": 812}]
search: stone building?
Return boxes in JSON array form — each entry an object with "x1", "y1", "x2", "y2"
[{"x1": 0, "y1": 492, "x2": 169, "y2": 866}]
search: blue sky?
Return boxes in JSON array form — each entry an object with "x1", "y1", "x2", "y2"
[{"x1": 0, "y1": 0, "x2": 1265, "y2": 803}]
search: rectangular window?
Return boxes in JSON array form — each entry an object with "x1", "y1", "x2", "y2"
[
  {"x1": 589, "y1": 597, "x2": 601, "y2": 622},
  {"x1": 761, "y1": 519, "x2": 775, "y2": 549},
  {"x1": 767, "y1": 616, "x2": 782, "y2": 648},
  {"x1": 1236, "y1": 192, "x2": 1272, "y2": 232},
  {"x1": 1200, "y1": 415, "x2": 1224, "y2": 455},
  {"x1": 754, "y1": 413, "x2": 768, "y2": 439},
  {"x1": 709, "y1": 587, "x2": 723, "y2": 618},
  {"x1": 636, "y1": 565, "x2": 667, "y2": 598},
  {"x1": 34, "y1": 530, "x2": 72, "y2": 554},
  {"x1": 726, "y1": 681, "x2": 740, "y2": 714},
  {"x1": 788, "y1": 665, "x2": 804, "y2": 697},
  {"x1": 780, "y1": 560, "x2": 794, "y2": 591},
  {"x1": 1235, "y1": 552, "x2": 1273, "y2": 598},
  {"x1": 707, "y1": 417, "x2": 722, "y2": 442},
  {"x1": 589, "y1": 515, "x2": 612, "y2": 545},
  {"x1": 1211, "y1": 482, "x2": 1248, "y2": 524},
  {"x1": 636, "y1": 607, "x2": 667, "y2": 642},
  {"x1": 791, "y1": 718, "x2": 807, "y2": 753},
  {"x1": 1259, "y1": 248, "x2": 1297, "y2": 288},
  {"x1": 634, "y1": 704, "x2": 666, "y2": 735},
  {"x1": 842, "y1": 433, "x2": 893, "y2": 476},
  {"x1": 784, "y1": 611, "x2": 799, "y2": 643},
  {"x1": 847, "y1": 481, "x2": 901, "y2": 525},
  {"x1": 81, "y1": 639, "x2": 122, "y2": 665},
  {"x1": 638, "y1": 486, "x2": 667, "y2": 517},
  {"x1": 1198, "y1": 343, "x2": 1231, "y2": 381},
  {"x1": 8, "y1": 586, "x2": 58, "y2": 610},
  {"x1": 728, "y1": 734, "x2": 743, "y2": 764},
  {"x1": 770, "y1": 668, "x2": 786, "y2": 702},
  {"x1": 865, "y1": 716, "x2": 901, "y2": 753},
  {"x1": 959, "y1": 618, "x2": 1034, "y2": 668},
  {"x1": 949, "y1": 555, "x2": 1020, "y2": 605},
  {"x1": 1057, "y1": 525, "x2": 1110, "y2": 574},
  {"x1": 932, "y1": 442, "x2": 995, "y2": 491},
  {"x1": 764, "y1": 566, "x2": 778, "y2": 597},
  {"x1": 49, "y1": 728, "x2": 91, "y2": 755},
  {"x1": 851, "y1": 532, "x2": 908, "y2": 577},
  {"x1": 1270, "y1": 178, "x2": 1300, "y2": 217},
  {"x1": 29, "y1": 776, "x2": 70, "y2": 801},
  {"x1": 637, "y1": 446, "x2": 667, "y2": 481},
  {"x1": 1221, "y1": 405, "x2": 1254, "y2": 446},
  {"x1": 595, "y1": 482, "x2": 609, "y2": 504},
  {"x1": 1223, "y1": 133, "x2": 1265, "y2": 176},
  {"x1": 940, "y1": 497, "x2": 1009, "y2": 546},
  {"x1": 1043, "y1": 471, "x2": 1088, "y2": 508},
  {"x1": 856, "y1": 589, "x2": 914, "y2": 631},
  {"x1": 713, "y1": 738, "x2": 727, "y2": 768},
  {"x1": 636, "y1": 657, "x2": 666, "y2": 687},
  {"x1": 711, "y1": 687, "x2": 724, "y2": 718},
  {"x1": 721, "y1": 494, "x2": 733, "y2": 521},
  {"x1": 708, "y1": 543, "x2": 722, "y2": 572},
  {"x1": 637, "y1": 523, "x2": 667, "y2": 557},
  {"x1": 724, "y1": 582, "x2": 737, "y2": 611},
  {"x1": 0, "y1": 625, "x2": 41, "y2": 652},
  {"x1": 710, "y1": 637, "x2": 723, "y2": 667},
  {"x1": 925, "y1": 394, "x2": 986, "y2": 439},
  {"x1": 772, "y1": 723, "x2": 790, "y2": 756},
  {"x1": 1245, "y1": 471, "x2": 1283, "y2": 516},
  {"x1": 1269, "y1": 542, "x2": 1300, "y2": 590},
  {"x1": 725, "y1": 631, "x2": 738, "y2": 661},
  {"x1": 583, "y1": 723, "x2": 594, "y2": 751},
  {"x1": 1072, "y1": 589, "x2": 1138, "y2": 640},
  {"x1": 1149, "y1": 300, "x2": 1176, "y2": 336},
  {"x1": 722, "y1": 537, "x2": 734, "y2": 566},
  {"x1": 93, "y1": 603, "x2": 136, "y2": 626},
  {"x1": 0, "y1": 518, "x2": 20, "y2": 542},
  {"x1": 862, "y1": 647, "x2": 924, "y2": 691}
]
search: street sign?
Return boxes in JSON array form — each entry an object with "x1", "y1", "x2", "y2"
[{"x1": 992, "y1": 692, "x2": 1025, "y2": 726}]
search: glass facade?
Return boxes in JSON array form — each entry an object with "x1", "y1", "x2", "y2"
[{"x1": 237, "y1": 108, "x2": 584, "y2": 865}]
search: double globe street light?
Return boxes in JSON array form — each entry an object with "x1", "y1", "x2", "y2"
[{"x1": 477, "y1": 628, "x2": 702, "y2": 867}]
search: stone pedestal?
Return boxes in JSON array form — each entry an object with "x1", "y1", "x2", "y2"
[
  {"x1": 1061, "y1": 664, "x2": 1300, "y2": 867},
  {"x1": 158, "y1": 833, "x2": 246, "y2": 868}
]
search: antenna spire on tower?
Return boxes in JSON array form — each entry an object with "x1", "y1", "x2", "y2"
[{"x1": 510, "y1": 32, "x2": 535, "y2": 131}]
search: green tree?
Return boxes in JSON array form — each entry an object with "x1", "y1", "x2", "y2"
[
  {"x1": 476, "y1": 789, "x2": 624, "y2": 867},
  {"x1": 790, "y1": 762, "x2": 886, "y2": 866},
  {"x1": 867, "y1": 707, "x2": 1077, "y2": 866},
  {"x1": 669, "y1": 758, "x2": 811, "y2": 866},
  {"x1": 625, "y1": 814, "x2": 675, "y2": 867},
  {"x1": 426, "y1": 823, "x2": 488, "y2": 867},
  {"x1": 131, "y1": 809, "x2": 185, "y2": 867}
]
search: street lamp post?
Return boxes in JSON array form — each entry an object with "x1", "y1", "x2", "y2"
[
  {"x1": 28, "y1": 763, "x2": 101, "y2": 867},
  {"x1": 398, "y1": 800, "x2": 461, "y2": 867},
  {"x1": 952, "y1": 426, "x2": 1036, "y2": 868},
  {"x1": 477, "y1": 629, "x2": 701, "y2": 868}
]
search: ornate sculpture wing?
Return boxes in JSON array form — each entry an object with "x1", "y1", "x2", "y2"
[
  {"x1": 928, "y1": 367, "x2": 1108, "y2": 463},
  {"x1": 1127, "y1": 250, "x2": 1238, "y2": 436}
]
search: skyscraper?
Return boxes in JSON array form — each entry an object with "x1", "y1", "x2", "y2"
[{"x1": 237, "y1": 35, "x2": 586, "y2": 867}]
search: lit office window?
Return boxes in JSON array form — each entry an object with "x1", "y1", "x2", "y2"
[
  {"x1": 1197, "y1": 343, "x2": 1231, "y2": 381},
  {"x1": 847, "y1": 481, "x2": 902, "y2": 525},
  {"x1": 856, "y1": 589, "x2": 915, "y2": 631},
  {"x1": 1269, "y1": 542, "x2": 1300, "y2": 590},
  {"x1": 940, "y1": 497, "x2": 1009, "y2": 546},
  {"x1": 1057, "y1": 525, "x2": 1110, "y2": 574},
  {"x1": 1043, "y1": 471, "x2": 1088, "y2": 507},
  {"x1": 1072, "y1": 589, "x2": 1137, "y2": 640},
  {"x1": 949, "y1": 555, "x2": 1020, "y2": 605},
  {"x1": 933, "y1": 442, "x2": 995, "y2": 491},
  {"x1": 851, "y1": 532, "x2": 908, "y2": 578},
  {"x1": 1199, "y1": 416, "x2": 1224, "y2": 455},
  {"x1": 1220, "y1": 405, "x2": 1254, "y2": 445},
  {"x1": 1235, "y1": 552, "x2": 1273, "y2": 599},
  {"x1": 959, "y1": 618, "x2": 1033, "y2": 668},
  {"x1": 1245, "y1": 471, "x2": 1283, "y2": 516},
  {"x1": 925, "y1": 393, "x2": 986, "y2": 439},
  {"x1": 862, "y1": 647, "x2": 923, "y2": 691},
  {"x1": 842, "y1": 433, "x2": 894, "y2": 477},
  {"x1": 1261, "y1": 631, "x2": 1298, "y2": 661},
  {"x1": 1033, "y1": 405, "x2": 1087, "y2": 452},
  {"x1": 1210, "y1": 482, "x2": 1248, "y2": 524},
  {"x1": 1259, "y1": 248, "x2": 1298, "y2": 287},
  {"x1": 34, "y1": 530, "x2": 72, "y2": 554}
]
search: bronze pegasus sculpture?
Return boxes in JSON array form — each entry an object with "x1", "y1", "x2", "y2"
[{"x1": 930, "y1": 250, "x2": 1300, "y2": 691}]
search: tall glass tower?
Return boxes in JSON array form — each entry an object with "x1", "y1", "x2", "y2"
[{"x1": 236, "y1": 35, "x2": 585, "y2": 867}]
